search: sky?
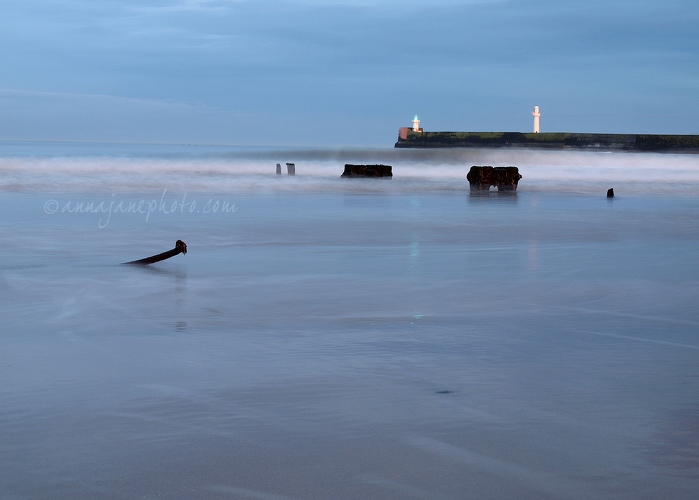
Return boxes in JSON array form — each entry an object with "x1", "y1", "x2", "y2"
[{"x1": 0, "y1": 0, "x2": 697, "y2": 146}]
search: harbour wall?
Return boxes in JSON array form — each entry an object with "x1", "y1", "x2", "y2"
[{"x1": 395, "y1": 129, "x2": 699, "y2": 153}]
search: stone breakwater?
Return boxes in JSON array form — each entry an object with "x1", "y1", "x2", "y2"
[
  {"x1": 467, "y1": 166, "x2": 522, "y2": 191},
  {"x1": 395, "y1": 130, "x2": 699, "y2": 152},
  {"x1": 341, "y1": 164, "x2": 393, "y2": 178}
]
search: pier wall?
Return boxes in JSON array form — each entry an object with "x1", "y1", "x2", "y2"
[{"x1": 395, "y1": 131, "x2": 699, "y2": 152}]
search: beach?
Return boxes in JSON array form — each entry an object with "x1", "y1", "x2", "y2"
[{"x1": 1, "y1": 143, "x2": 699, "y2": 499}]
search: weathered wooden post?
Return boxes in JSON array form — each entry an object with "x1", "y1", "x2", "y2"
[
  {"x1": 494, "y1": 167, "x2": 522, "y2": 191},
  {"x1": 466, "y1": 166, "x2": 493, "y2": 191}
]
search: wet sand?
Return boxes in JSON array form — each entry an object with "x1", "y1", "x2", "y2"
[{"x1": 1, "y1": 187, "x2": 699, "y2": 498}]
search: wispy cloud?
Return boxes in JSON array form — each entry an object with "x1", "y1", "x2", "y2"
[
  {"x1": 0, "y1": 87, "x2": 225, "y2": 112},
  {"x1": 0, "y1": 0, "x2": 696, "y2": 144}
]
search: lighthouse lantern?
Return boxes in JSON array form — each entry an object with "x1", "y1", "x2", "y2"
[{"x1": 412, "y1": 114, "x2": 421, "y2": 132}]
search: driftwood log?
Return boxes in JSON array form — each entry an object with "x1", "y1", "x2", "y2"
[
  {"x1": 467, "y1": 166, "x2": 522, "y2": 191},
  {"x1": 341, "y1": 164, "x2": 393, "y2": 178},
  {"x1": 125, "y1": 240, "x2": 187, "y2": 265}
]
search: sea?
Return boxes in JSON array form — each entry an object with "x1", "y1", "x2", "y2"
[{"x1": 1, "y1": 141, "x2": 699, "y2": 499}]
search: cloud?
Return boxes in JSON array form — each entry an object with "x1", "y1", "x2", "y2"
[
  {"x1": 0, "y1": 88, "x2": 246, "y2": 143},
  {"x1": 0, "y1": 0, "x2": 697, "y2": 144}
]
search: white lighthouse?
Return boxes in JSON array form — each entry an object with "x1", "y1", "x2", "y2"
[
  {"x1": 532, "y1": 106, "x2": 540, "y2": 134},
  {"x1": 412, "y1": 114, "x2": 421, "y2": 132}
]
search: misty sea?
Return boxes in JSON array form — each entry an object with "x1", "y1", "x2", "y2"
[{"x1": 1, "y1": 141, "x2": 699, "y2": 499}]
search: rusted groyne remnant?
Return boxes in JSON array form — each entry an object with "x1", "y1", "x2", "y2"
[
  {"x1": 341, "y1": 164, "x2": 393, "y2": 178},
  {"x1": 125, "y1": 240, "x2": 188, "y2": 265},
  {"x1": 467, "y1": 166, "x2": 522, "y2": 191}
]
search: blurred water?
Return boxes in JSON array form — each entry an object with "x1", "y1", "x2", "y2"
[
  {"x1": 1, "y1": 143, "x2": 699, "y2": 498},
  {"x1": 2, "y1": 141, "x2": 699, "y2": 195}
]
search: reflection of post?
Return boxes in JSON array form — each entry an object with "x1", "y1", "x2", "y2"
[
  {"x1": 276, "y1": 163, "x2": 282, "y2": 175},
  {"x1": 286, "y1": 163, "x2": 295, "y2": 175}
]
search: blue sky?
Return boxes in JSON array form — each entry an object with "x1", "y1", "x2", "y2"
[{"x1": 0, "y1": 0, "x2": 697, "y2": 146}]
